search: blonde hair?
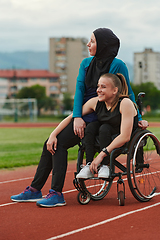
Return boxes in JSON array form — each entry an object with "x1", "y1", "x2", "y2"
[{"x1": 100, "y1": 73, "x2": 129, "y2": 111}]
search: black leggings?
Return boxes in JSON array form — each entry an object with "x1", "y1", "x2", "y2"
[
  {"x1": 84, "y1": 121, "x2": 119, "y2": 165},
  {"x1": 31, "y1": 121, "x2": 80, "y2": 193}
]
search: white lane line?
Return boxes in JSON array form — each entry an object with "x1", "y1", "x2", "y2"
[
  {"x1": 0, "y1": 171, "x2": 72, "y2": 185},
  {"x1": 46, "y1": 201, "x2": 160, "y2": 240},
  {"x1": 0, "y1": 202, "x2": 17, "y2": 207},
  {"x1": 0, "y1": 177, "x2": 33, "y2": 184}
]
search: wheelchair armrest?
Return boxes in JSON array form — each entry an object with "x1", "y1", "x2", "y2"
[{"x1": 111, "y1": 144, "x2": 128, "y2": 159}]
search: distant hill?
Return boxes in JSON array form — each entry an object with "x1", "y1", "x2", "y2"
[
  {"x1": 0, "y1": 51, "x2": 49, "y2": 70},
  {"x1": 0, "y1": 51, "x2": 133, "y2": 81}
]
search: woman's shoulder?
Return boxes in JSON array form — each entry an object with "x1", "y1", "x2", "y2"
[
  {"x1": 120, "y1": 97, "x2": 135, "y2": 110},
  {"x1": 109, "y1": 58, "x2": 129, "y2": 76},
  {"x1": 84, "y1": 96, "x2": 99, "y2": 111},
  {"x1": 120, "y1": 98, "x2": 137, "y2": 117},
  {"x1": 120, "y1": 97, "x2": 132, "y2": 104},
  {"x1": 112, "y1": 58, "x2": 126, "y2": 65},
  {"x1": 81, "y1": 57, "x2": 94, "y2": 66}
]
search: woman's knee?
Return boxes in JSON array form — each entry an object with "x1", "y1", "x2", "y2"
[
  {"x1": 99, "y1": 124, "x2": 112, "y2": 135},
  {"x1": 43, "y1": 139, "x2": 49, "y2": 150},
  {"x1": 85, "y1": 121, "x2": 100, "y2": 135}
]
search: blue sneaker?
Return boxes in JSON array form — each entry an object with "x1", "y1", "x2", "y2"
[
  {"x1": 36, "y1": 189, "x2": 66, "y2": 207},
  {"x1": 11, "y1": 186, "x2": 42, "y2": 202}
]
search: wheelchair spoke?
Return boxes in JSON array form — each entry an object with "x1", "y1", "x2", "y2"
[
  {"x1": 127, "y1": 130, "x2": 160, "y2": 202},
  {"x1": 79, "y1": 177, "x2": 112, "y2": 200}
]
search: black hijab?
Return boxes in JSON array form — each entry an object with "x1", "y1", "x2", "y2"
[{"x1": 85, "y1": 28, "x2": 120, "y2": 88}]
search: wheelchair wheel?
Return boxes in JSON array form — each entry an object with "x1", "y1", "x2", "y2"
[
  {"x1": 127, "y1": 129, "x2": 160, "y2": 202},
  {"x1": 118, "y1": 191, "x2": 125, "y2": 206},
  {"x1": 79, "y1": 176, "x2": 112, "y2": 201},
  {"x1": 77, "y1": 192, "x2": 91, "y2": 205}
]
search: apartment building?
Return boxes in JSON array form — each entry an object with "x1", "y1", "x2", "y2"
[
  {"x1": 0, "y1": 69, "x2": 60, "y2": 100},
  {"x1": 49, "y1": 37, "x2": 89, "y2": 95},
  {"x1": 134, "y1": 48, "x2": 160, "y2": 90}
]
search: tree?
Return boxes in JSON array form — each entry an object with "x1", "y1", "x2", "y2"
[
  {"x1": 43, "y1": 96, "x2": 57, "y2": 111},
  {"x1": 62, "y1": 92, "x2": 73, "y2": 111},
  {"x1": 16, "y1": 84, "x2": 57, "y2": 115},
  {"x1": 131, "y1": 82, "x2": 160, "y2": 110}
]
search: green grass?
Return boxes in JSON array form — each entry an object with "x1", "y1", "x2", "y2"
[
  {"x1": 0, "y1": 126, "x2": 159, "y2": 169},
  {"x1": 144, "y1": 116, "x2": 160, "y2": 122},
  {"x1": 0, "y1": 127, "x2": 78, "y2": 169},
  {"x1": 148, "y1": 127, "x2": 160, "y2": 138}
]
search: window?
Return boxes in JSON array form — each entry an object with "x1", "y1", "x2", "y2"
[
  {"x1": 61, "y1": 87, "x2": 67, "y2": 92},
  {"x1": 60, "y1": 75, "x2": 67, "y2": 80},
  {"x1": 10, "y1": 86, "x2": 17, "y2": 92},
  {"x1": 19, "y1": 78, "x2": 27, "y2": 83},
  {"x1": 56, "y1": 50, "x2": 66, "y2": 54},
  {"x1": 50, "y1": 93, "x2": 59, "y2": 98},
  {"x1": 0, "y1": 78, "x2": 7, "y2": 81},
  {"x1": 50, "y1": 86, "x2": 58, "y2": 91},
  {"x1": 56, "y1": 56, "x2": 66, "y2": 61},
  {"x1": 56, "y1": 69, "x2": 64, "y2": 73},
  {"x1": 50, "y1": 77, "x2": 58, "y2": 82},
  {"x1": 10, "y1": 78, "x2": 16, "y2": 82},
  {"x1": 56, "y1": 62, "x2": 66, "y2": 68}
]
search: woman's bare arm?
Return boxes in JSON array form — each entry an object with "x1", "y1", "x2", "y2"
[
  {"x1": 90, "y1": 98, "x2": 136, "y2": 173},
  {"x1": 74, "y1": 97, "x2": 98, "y2": 139},
  {"x1": 47, "y1": 97, "x2": 98, "y2": 154},
  {"x1": 47, "y1": 114, "x2": 73, "y2": 155}
]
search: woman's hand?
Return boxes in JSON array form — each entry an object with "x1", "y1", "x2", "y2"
[
  {"x1": 89, "y1": 152, "x2": 105, "y2": 174},
  {"x1": 46, "y1": 134, "x2": 57, "y2": 155},
  {"x1": 138, "y1": 120, "x2": 149, "y2": 130},
  {"x1": 73, "y1": 117, "x2": 86, "y2": 139}
]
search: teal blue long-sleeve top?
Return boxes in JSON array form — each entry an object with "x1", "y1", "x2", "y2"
[{"x1": 73, "y1": 57, "x2": 142, "y2": 122}]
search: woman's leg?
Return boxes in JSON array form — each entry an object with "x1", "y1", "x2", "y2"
[
  {"x1": 31, "y1": 139, "x2": 52, "y2": 191},
  {"x1": 98, "y1": 123, "x2": 119, "y2": 165},
  {"x1": 51, "y1": 121, "x2": 80, "y2": 192},
  {"x1": 31, "y1": 121, "x2": 80, "y2": 192},
  {"x1": 84, "y1": 121, "x2": 100, "y2": 163}
]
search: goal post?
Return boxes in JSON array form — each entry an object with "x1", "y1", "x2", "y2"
[{"x1": 0, "y1": 98, "x2": 38, "y2": 122}]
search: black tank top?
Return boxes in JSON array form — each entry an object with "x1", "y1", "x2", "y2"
[{"x1": 95, "y1": 98, "x2": 138, "y2": 133}]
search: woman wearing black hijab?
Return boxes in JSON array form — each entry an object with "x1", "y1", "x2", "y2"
[
  {"x1": 73, "y1": 28, "x2": 145, "y2": 140},
  {"x1": 11, "y1": 28, "x2": 148, "y2": 207}
]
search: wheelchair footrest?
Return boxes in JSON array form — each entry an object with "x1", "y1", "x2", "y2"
[{"x1": 73, "y1": 172, "x2": 88, "y2": 195}]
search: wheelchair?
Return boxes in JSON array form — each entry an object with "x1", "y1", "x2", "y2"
[{"x1": 73, "y1": 93, "x2": 160, "y2": 206}]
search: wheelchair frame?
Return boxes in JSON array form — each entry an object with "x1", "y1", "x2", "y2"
[{"x1": 73, "y1": 93, "x2": 160, "y2": 206}]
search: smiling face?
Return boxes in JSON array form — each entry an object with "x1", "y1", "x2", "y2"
[
  {"x1": 97, "y1": 76, "x2": 118, "y2": 103},
  {"x1": 87, "y1": 33, "x2": 97, "y2": 56}
]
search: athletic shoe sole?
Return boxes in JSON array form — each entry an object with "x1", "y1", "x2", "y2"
[
  {"x1": 76, "y1": 174, "x2": 94, "y2": 179},
  {"x1": 11, "y1": 198, "x2": 43, "y2": 202},
  {"x1": 98, "y1": 174, "x2": 109, "y2": 178},
  {"x1": 36, "y1": 202, "x2": 66, "y2": 207}
]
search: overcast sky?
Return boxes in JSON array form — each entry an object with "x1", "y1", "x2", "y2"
[{"x1": 0, "y1": 0, "x2": 160, "y2": 63}]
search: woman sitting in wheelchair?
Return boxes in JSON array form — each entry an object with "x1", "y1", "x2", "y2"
[
  {"x1": 48, "y1": 73, "x2": 139, "y2": 180},
  {"x1": 76, "y1": 72, "x2": 138, "y2": 179}
]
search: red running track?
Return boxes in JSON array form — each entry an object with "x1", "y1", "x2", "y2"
[
  {"x1": 0, "y1": 121, "x2": 160, "y2": 128},
  {"x1": 0, "y1": 160, "x2": 160, "y2": 240}
]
